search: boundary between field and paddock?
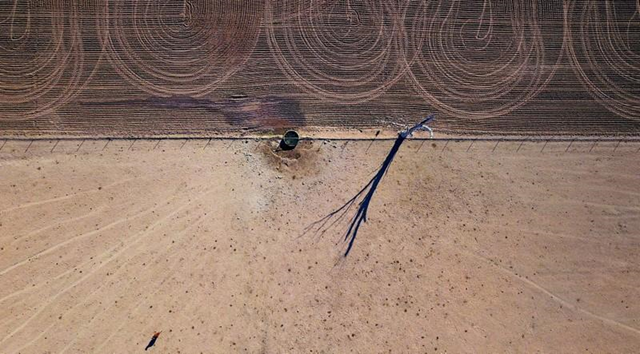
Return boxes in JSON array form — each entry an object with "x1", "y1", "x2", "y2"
[{"x1": 1, "y1": 136, "x2": 640, "y2": 155}]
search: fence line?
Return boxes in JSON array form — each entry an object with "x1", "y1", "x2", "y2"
[
  {"x1": 1, "y1": 136, "x2": 640, "y2": 155},
  {"x1": 1, "y1": 136, "x2": 640, "y2": 142}
]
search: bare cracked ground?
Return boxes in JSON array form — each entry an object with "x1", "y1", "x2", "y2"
[{"x1": 0, "y1": 139, "x2": 639, "y2": 353}]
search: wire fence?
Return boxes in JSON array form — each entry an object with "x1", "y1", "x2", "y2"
[{"x1": 1, "y1": 136, "x2": 640, "y2": 154}]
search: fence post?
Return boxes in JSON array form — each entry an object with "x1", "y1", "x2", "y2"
[
  {"x1": 540, "y1": 140, "x2": 548, "y2": 152},
  {"x1": 76, "y1": 139, "x2": 86, "y2": 152}
]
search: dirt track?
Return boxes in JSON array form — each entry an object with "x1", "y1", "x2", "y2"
[
  {"x1": 1, "y1": 0, "x2": 639, "y2": 136},
  {"x1": 1, "y1": 139, "x2": 638, "y2": 353}
]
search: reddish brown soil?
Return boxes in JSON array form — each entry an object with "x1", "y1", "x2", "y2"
[{"x1": 0, "y1": 139, "x2": 639, "y2": 353}]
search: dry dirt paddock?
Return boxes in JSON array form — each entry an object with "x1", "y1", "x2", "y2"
[{"x1": 0, "y1": 138, "x2": 639, "y2": 353}]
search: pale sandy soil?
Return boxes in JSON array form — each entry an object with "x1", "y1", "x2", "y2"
[{"x1": 0, "y1": 138, "x2": 639, "y2": 353}]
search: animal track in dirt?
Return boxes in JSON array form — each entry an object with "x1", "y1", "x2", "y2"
[{"x1": 259, "y1": 139, "x2": 320, "y2": 178}]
